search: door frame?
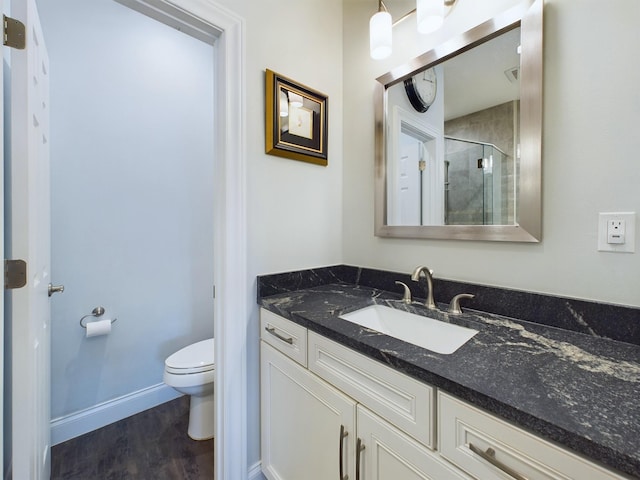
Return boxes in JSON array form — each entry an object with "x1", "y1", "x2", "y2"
[
  {"x1": 130, "y1": 1, "x2": 247, "y2": 478},
  {"x1": 0, "y1": 0, "x2": 4, "y2": 474},
  {"x1": 183, "y1": 2, "x2": 246, "y2": 479}
]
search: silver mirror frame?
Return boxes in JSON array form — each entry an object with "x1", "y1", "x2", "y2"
[{"x1": 375, "y1": 0, "x2": 542, "y2": 242}]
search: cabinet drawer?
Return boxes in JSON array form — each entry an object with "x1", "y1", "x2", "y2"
[
  {"x1": 260, "y1": 309, "x2": 308, "y2": 367},
  {"x1": 308, "y1": 331, "x2": 435, "y2": 449},
  {"x1": 438, "y1": 391, "x2": 629, "y2": 480}
]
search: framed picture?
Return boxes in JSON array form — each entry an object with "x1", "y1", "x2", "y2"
[{"x1": 265, "y1": 69, "x2": 328, "y2": 166}]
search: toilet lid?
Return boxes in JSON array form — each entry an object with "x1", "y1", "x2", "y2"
[{"x1": 165, "y1": 338, "x2": 215, "y2": 373}]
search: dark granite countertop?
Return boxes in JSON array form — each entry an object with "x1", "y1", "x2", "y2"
[{"x1": 259, "y1": 282, "x2": 640, "y2": 478}]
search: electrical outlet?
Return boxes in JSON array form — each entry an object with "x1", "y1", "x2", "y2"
[
  {"x1": 607, "y1": 220, "x2": 625, "y2": 244},
  {"x1": 598, "y1": 212, "x2": 635, "y2": 253}
]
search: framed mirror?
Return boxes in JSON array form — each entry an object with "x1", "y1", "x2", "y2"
[{"x1": 375, "y1": 0, "x2": 542, "y2": 242}]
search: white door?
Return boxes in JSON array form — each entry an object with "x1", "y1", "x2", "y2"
[
  {"x1": 7, "y1": 0, "x2": 52, "y2": 477},
  {"x1": 261, "y1": 342, "x2": 357, "y2": 480},
  {"x1": 398, "y1": 141, "x2": 421, "y2": 225},
  {"x1": 0, "y1": 0, "x2": 5, "y2": 472}
]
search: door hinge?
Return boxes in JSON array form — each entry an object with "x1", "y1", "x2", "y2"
[
  {"x1": 5, "y1": 259, "x2": 27, "y2": 289},
  {"x1": 3, "y1": 15, "x2": 25, "y2": 50},
  {"x1": 212, "y1": 285, "x2": 216, "y2": 299}
]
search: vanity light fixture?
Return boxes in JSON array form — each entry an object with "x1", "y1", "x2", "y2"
[
  {"x1": 369, "y1": 0, "x2": 458, "y2": 60},
  {"x1": 417, "y1": 0, "x2": 444, "y2": 34},
  {"x1": 370, "y1": 1, "x2": 392, "y2": 60}
]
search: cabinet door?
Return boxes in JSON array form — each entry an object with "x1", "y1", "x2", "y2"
[
  {"x1": 357, "y1": 405, "x2": 472, "y2": 480},
  {"x1": 261, "y1": 342, "x2": 357, "y2": 480}
]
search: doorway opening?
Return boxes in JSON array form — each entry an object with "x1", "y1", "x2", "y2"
[
  {"x1": 42, "y1": 0, "x2": 216, "y2": 438},
  {"x1": 29, "y1": 0, "x2": 247, "y2": 478}
]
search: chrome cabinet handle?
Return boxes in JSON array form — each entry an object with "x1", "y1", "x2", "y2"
[
  {"x1": 265, "y1": 326, "x2": 293, "y2": 345},
  {"x1": 355, "y1": 437, "x2": 365, "y2": 480},
  {"x1": 469, "y1": 443, "x2": 528, "y2": 480},
  {"x1": 339, "y1": 425, "x2": 349, "y2": 480}
]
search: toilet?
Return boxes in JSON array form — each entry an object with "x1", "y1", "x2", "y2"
[{"x1": 163, "y1": 338, "x2": 215, "y2": 440}]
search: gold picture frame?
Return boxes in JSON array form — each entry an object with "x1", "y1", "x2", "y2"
[{"x1": 265, "y1": 69, "x2": 328, "y2": 166}]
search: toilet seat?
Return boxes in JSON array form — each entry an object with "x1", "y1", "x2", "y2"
[{"x1": 165, "y1": 338, "x2": 215, "y2": 375}]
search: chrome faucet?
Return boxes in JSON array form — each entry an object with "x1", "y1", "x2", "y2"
[{"x1": 410, "y1": 266, "x2": 437, "y2": 310}]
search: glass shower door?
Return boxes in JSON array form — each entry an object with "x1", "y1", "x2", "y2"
[{"x1": 444, "y1": 137, "x2": 512, "y2": 225}]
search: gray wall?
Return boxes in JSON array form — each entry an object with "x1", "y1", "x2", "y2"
[{"x1": 38, "y1": 0, "x2": 215, "y2": 420}]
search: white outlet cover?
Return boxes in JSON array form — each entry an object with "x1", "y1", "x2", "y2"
[{"x1": 598, "y1": 212, "x2": 636, "y2": 253}]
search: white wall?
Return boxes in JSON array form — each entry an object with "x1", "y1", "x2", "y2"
[
  {"x1": 38, "y1": 0, "x2": 215, "y2": 420},
  {"x1": 211, "y1": 0, "x2": 345, "y2": 469},
  {"x1": 343, "y1": 0, "x2": 640, "y2": 308}
]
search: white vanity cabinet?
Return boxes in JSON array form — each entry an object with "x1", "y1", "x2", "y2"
[
  {"x1": 260, "y1": 308, "x2": 630, "y2": 480},
  {"x1": 260, "y1": 308, "x2": 470, "y2": 480}
]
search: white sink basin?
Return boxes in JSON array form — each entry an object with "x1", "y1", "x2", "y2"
[{"x1": 339, "y1": 305, "x2": 478, "y2": 354}]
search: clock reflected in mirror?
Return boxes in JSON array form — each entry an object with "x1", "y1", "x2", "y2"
[{"x1": 404, "y1": 68, "x2": 437, "y2": 113}]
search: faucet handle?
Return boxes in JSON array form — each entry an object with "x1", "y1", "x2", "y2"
[
  {"x1": 395, "y1": 281, "x2": 412, "y2": 304},
  {"x1": 448, "y1": 293, "x2": 475, "y2": 315}
]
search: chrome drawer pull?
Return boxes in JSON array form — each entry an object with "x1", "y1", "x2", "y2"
[
  {"x1": 355, "y1": 438, "x2": 365, "y2": 480},
  {"x1": 339, "y1": 425, "x2": 349, "y2": 480},
  {"x1": 265, "y1": 326, "x2": 294, "y2": 344},
  {"x1": 469, "y1": 443, "x2": 529, "y2": 480}
]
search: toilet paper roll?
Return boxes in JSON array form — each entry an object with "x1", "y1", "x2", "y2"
[{"x1": 86, "y1": 319, "x2": 112, "y2": 338}]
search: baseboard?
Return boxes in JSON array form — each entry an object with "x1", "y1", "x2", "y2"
[
  {"x1": 50, "y1": 383, "x2": 182, "y2": 445},
  {"x1": 248, "y1": 461, "x2": 265, "y2": 480}
]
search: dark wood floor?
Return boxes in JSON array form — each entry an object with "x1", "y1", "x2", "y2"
[{"x1": 51, "y1": 396, "x2": 214, "y2": 479}]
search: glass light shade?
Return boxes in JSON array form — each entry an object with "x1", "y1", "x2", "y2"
[
  {"x1": 279, "y1": 91, "x2": 289, "y2": 117},
  {"x1": 288, "y1": 92, "x2": 304, "y2": 108},
  {"x1": 417, "y1": 0, "x2": 444, "y2": 34},
  {"x1": 370, "y1": 10, "x2": 392, "y2": 60}
]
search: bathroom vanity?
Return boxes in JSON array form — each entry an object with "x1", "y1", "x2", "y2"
[{"x1": 258, "y1": 266, "x2": 640, "y2": 480}]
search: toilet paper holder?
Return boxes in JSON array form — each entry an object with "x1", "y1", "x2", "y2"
[{"x1": 80, "y1": 306, "x2": 118, "y2": 329}]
